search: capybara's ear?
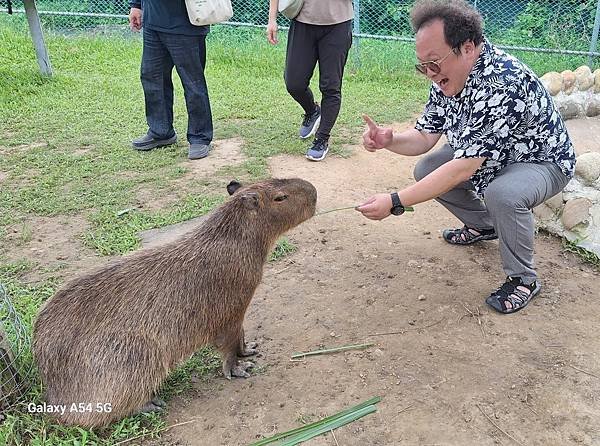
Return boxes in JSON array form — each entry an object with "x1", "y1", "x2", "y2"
[
  {"x1": 240, "y1": 192, "x2": 260, "y2": 210},
  {"x1": 227, "y1": 180, "x2": 242, "y2": 195}
]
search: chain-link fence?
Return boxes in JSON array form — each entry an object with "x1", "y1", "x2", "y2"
[
  {"x1": 0, "y1": 284, "x2": 33, "y2": 416},
  {"x1": 1, "y1": 0, "x2": 600, "y2": 68}
]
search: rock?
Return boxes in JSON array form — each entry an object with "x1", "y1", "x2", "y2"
[
  {"x1": 417, "y1": 294, "x2": 426, "y2": 301},
  {"x1": 575, "y1": 152, "x2": 600, "y2": 185},
  {"x1": 561, "y1": 70, "x2": 576, "y2": 95},
  {"x1": 533, "y1": 203, "x2": 556, "y2": 223},
  {"x1": 558, "y1": 98, "x2": 583, "y2": 120},
  {"x1": 561, "y1": 197, "x2": 592, "y2": 230},
  {"x1": 586, "y1": 97, "x2": 600, "y2": 118},
  {"x1": 594, "y1": 69, "x2": 600, "y2": 94},
  {"x1": 545, "y1": 192, "x2": 564, "y2": 210},
  {"x1": 574, "y1": 66, "x2": 594, "y2": 91},
  {"x1": 541, "y1": 71, "x2": 562, "y2": 96}
]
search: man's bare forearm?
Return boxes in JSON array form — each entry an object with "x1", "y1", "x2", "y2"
[{"x1": 385, "y1": 128, "x2": 441, "y2": 156}]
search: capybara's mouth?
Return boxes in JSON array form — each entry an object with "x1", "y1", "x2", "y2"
[{"x1": 308, "y1": 189, "x2": 318, "y2": 217}]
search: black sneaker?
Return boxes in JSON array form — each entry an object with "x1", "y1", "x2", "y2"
[
  {"x1": 132, "y1": 133, "x2": 177, "y2": 151},
  {"x1": 305, "y1": 138, "x2": 329, "y2": 162},
  {"x1": 299, "y1": 104, "x2": 321, "y2": 139},
  {"x1": 188, "y1": 143, "x2": 211, "y2": 160}
]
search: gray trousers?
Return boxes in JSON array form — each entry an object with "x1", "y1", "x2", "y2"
[{"x1": 414, "y1": 144, "x2": 569, "y2": 283}]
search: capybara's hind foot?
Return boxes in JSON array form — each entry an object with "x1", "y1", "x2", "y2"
[
  {"x1": 135, "y1": 400, "x2": 165, "y2": 415},
  {"x1": 151, "y1": 396, "x2": 166, "y2": 408},
  {"x1": 240, "y1": 341, "x2": 259, "y2": 357},
  {"x1": 225, "y1": 360, "x2": 255, "y2": 380}
]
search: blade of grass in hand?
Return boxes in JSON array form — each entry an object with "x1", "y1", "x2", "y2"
[
  {"x1": 249, "y1": 397, "x2": 381, "y2": 446},
  {"x1": 316, "y1": 205, "x2": 414, "y2": 216},
  {"x1": 291, "y1": 343, "x2": 374, "y2": 359},
  {"x1": 315, "y1": 205, "x2": 357, "y2": 215}
]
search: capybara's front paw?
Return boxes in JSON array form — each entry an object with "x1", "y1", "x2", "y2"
[
  {"x1": 225, "y1": 360, "x2": 255, "y2": 379},
  {"x1": 240, "y1": 341, "x2": 259, "y2": 357}
]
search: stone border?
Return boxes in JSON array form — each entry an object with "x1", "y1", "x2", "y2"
[
  {"x1": 541, "y1": 66, "x2": 600, "y2": 119},
  {"x1": 533, "y1": 66, "x2": 600, "y2": 258}
]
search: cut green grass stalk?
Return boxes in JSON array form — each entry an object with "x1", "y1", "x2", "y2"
[
  {"x1": 291, "y1": 342, "x2": 374, "y2": 360},
  {"x1": 316, "y1": 205, "x2": 414, "y2": 216},
  {"x1": 249, "y1": 397, "x2": 381, "y2": 446},
  {"x1": 277, "y1": 404, "x2": 377, "y2": 445}
]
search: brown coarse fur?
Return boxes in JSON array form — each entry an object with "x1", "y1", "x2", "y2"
[{"x1": 32, "y1": 178, "x2": 317, "y2": 428}]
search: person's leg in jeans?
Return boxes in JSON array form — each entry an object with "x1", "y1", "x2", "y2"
[
  {"x1": 314, "y1": 20, "x2": 352, "y2": 142},
  {"x1": 164, "y1": 33, "x2": 213, "y2": 149},
  {"x1": 140, "y1": 28, "x2": 176, "y2": 141},
  {"x1": 413, "y1": 144, "x2": 495, "y2": 232},
  {"x1": 284, "y1": 20, "x2": 319, "y2": 116}
]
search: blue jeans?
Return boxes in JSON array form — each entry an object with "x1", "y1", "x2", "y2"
[{"x1": 141, "y1": 28, "x2": 213, "y2": 145}]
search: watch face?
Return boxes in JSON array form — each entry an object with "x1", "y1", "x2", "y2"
[{"x1": 391, "y1": 206, "x2": 404, "y2": 216}]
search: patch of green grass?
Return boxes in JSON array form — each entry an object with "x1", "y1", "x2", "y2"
[
  {"x1": 269, "y1": 237, "x2": 297, "y2": 262},
  {"x1": 563, "y1": 239, "x2": 600, "y2": 268},
  {"x1": 1, "y1": 404, "x2": 166, "y2": 446},
  {"x1": 160, "y1": 348, "x2": 222, "y2": 400},
  {"x1": 84, "y1": 193, "x2": 224, "y2": 255}
]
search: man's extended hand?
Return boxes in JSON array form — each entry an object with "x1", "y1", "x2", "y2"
[
  {"x1": 129, "y1": 8, "x2": 142, "y2": 32},
  {"x1": 355, "y1": 193, "x2": 393, "y2": 220},
  {"x1": 362, "y1": 115, "x2": 393, "y2": 152}
]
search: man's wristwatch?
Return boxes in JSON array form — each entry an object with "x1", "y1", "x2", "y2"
[{"x1": 390, "y1": 192, "x2": 405, "y2": 216}]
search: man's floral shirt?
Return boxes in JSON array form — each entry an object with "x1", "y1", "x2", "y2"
[{"x1": 415, "y1": 38, "x2": 576, "y2": 196}]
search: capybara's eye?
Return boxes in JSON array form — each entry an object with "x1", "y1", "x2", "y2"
[{"x1": 274, "y1": 195, "x2": 288, "y2": 202}]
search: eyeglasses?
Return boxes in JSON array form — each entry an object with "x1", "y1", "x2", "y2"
[{"x1": 415, "y1": 48, "x2": 455, "y2": 75}]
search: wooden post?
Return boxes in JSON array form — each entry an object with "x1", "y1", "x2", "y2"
[{"x1": 23, "y1": 0, "x2": 52, "y2": 76}]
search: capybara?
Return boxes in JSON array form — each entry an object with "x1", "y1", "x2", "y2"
[{"x1": 33, "y1": 178, "x2": 317, "y2": 427}]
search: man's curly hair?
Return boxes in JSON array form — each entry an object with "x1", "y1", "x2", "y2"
[{"x1": 411, "y1": 0, "x2": 484, "y2": 49}]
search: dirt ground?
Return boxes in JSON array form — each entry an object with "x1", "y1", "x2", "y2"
[
  {"x1": 6, "y1": 119, "x2": 600, "y2": 445},
  {"x1": 160, "y1": 119, "x2": 600, "y2": 446}
]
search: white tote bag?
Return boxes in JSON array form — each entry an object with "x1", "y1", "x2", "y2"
[
  {"x1": 278, "y1": 0, "x2": 304, "y2": 20},
  {"x1": 185, "y1": 0, "x2": 233, "y2": 26}
]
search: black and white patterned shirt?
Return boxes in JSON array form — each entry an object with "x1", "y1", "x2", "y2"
[{"x1": 415, "y1": 38, "x2": 576, "y2": 197}]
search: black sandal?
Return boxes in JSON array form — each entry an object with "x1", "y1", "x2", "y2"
[
  {"x1": 442, "y1": 225, "x2": 497, "y2": 245},
  {"x1": 485, "y1": 276, "x2": 541, "y2": 314}
]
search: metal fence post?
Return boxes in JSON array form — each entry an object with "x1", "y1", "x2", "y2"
[
  {"x1": 590, "y1": 0, "x2": 600, "y2": 68},
  {"x1": 353, "y1": 0, "x2": 360, "y2": 69},
  {"x1": 23, "y1": 0, "x2": 52, "y2": 76}
]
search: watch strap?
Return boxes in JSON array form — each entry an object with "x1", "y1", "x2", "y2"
[{"x1": 390, "y1": 192, "x2": 401, "y2": 208}]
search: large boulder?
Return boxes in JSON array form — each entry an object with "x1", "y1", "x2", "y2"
[
  {"x1": 575, "y1": 65, "x2": 594, "y2": 91},
  {"x1": 575, "y1": 152, "x2": 600, "y2": 186},
  {"x1": 541, "y1": 71, "x2": 562, "y2": 96}
]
